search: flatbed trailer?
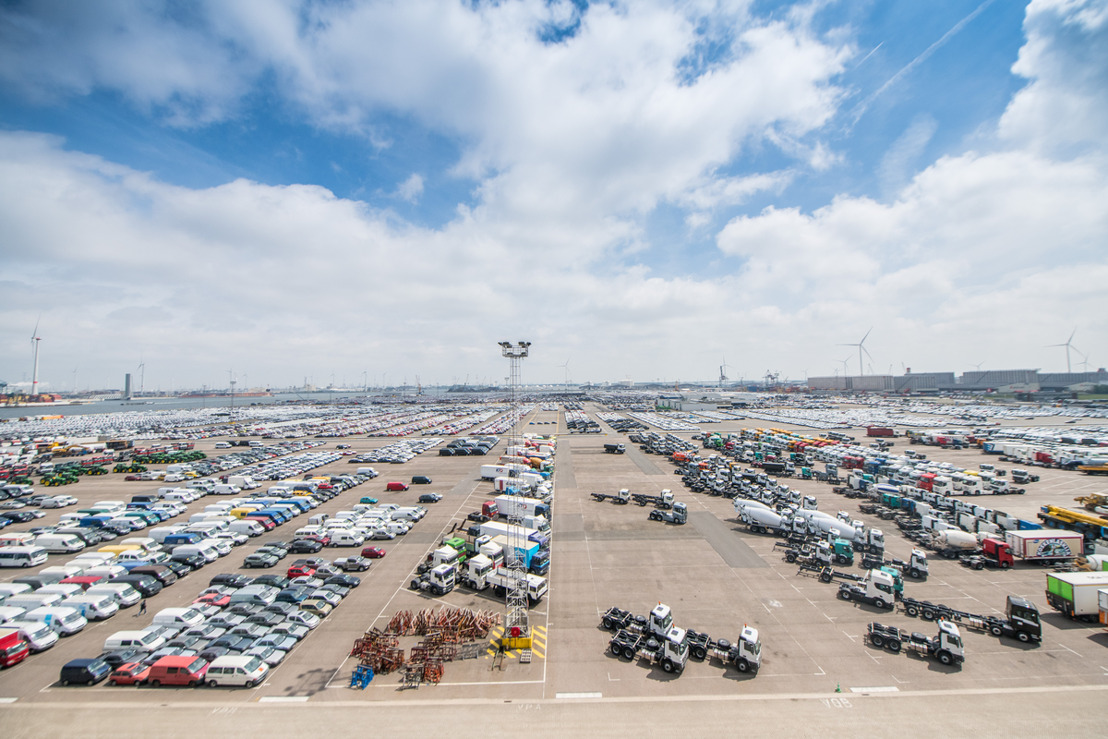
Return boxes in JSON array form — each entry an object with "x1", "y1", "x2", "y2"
[
  {"x1": 899, "y1": 595, "x2": 1041, "y2": 642},
  {"x1": 866, "y1": 621, "x2": 964, "y2": 666},
  {"x1": 590, "y1": 490, "x2": 630, "y2": 505}
]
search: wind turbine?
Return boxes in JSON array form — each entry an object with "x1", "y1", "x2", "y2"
[
  {"x1": 838, "y1": 328, "x2": 873, "y2": 376},
  {"x1": 837, "y1": 355, "x2": 851, "y2": 377},
  {"x1": 559, "y1": 360, "x2": 570, "y2": 390},
  {"x1": 1048, "y1": 329, "x2": 1080, "y2": 373},
  {"x1": 719, "y1": 358, "x2": 730, "y2": 388},
  {"x1": 137, "y1": 357, "x2": 145, "y2": 397},
  {"x1": 30, "y1": 319, "x2": 42, "y2": 396}
]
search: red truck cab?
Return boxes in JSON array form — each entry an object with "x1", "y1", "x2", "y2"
[
  {"x1": 482, "y1": 501, "x2": 498, "y2": 518},
  {"x1": 0, "y1": 628, "x2": 31, "y2": 668},
  {"x1": 981, "y1": 538, "x2": 1014, "y2": 569}
]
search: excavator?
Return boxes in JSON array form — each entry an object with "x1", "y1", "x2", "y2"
[{"x1": 1074, "y1": 494, "x2": 1108, "y2": 516}]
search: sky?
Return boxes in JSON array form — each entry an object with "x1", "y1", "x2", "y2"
[{"x1": 0, "y1": 0, "x2": 1106, "y2": 392}]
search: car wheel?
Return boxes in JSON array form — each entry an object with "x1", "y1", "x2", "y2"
[
  {"x1": 207, "y1": 679, "x2": 219, "y2": 687},
  {"x1": 150, "y1": 679, "x2": 160, "y2": 687}
]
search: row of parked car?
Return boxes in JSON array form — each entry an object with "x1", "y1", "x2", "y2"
[
  {"x1": 58, "y1": 565, "x2": 358, "y2": 687},
  {"x1": 0, "y1": 466, "x2": 377, "y2": 673}
]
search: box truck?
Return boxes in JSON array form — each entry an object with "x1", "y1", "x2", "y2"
[
  {"x1": 1005, "y1": 530, "x2": 1083, "y2": 562},
  {"x1": 1045, "y1": 571, "x2": 1108, "y2": 620}
]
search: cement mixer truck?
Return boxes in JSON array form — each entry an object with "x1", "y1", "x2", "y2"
[{"x1": 929, "y1": 529, "x2": 980, "y2": 559}]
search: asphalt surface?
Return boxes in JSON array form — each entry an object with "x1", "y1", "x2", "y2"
[{"x1": 2, "y1": 401, "x2": 1107, "y2": 736}]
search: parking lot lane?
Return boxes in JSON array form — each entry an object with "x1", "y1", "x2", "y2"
[{"x1": 687, "y1": 511, "x2": 768, "y2": 569}]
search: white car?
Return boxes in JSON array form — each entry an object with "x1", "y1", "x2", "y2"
[
  {"x1": 212, "y1": 531, "x2": 248, "y2": 547},
  {"x1": 41, "y1": 495, "x2": 78, "y2": 509}
]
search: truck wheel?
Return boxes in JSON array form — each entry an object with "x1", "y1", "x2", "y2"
[
  {"x1": 661, "y1": 659, "x2": 675, "y2": 673},
  {"x1": 921, "y1": 608, "x2": 935, "y2": 620},
  {"x1": 999, "y1": 561, "x2": 1011, "y2": 570},
  {"x1": 819, "y1": 572, "x2": 832, "y2": 584},
  {"x1": 989, "y1": 624, "x2": 1003, "y2": 636},
  {"x1": 602, "y1": 617, "x2": 614, "y2": 630},
  {"x1": 785, "y1": 552, "x2": 797, "y2": 563},
  {"x1": 874, "y1": 598, "x2": 887, "y2": 610},
  {"x1": 888, "y1": 639, "x2": 901, "y2": 652},
  {"x1": 623, "y1": 647, "x2": 636, "y2": 661},
  {"x1": 610, "y1": 643, "x2": 622, "y2": 657},
  {"x1": 905, "y1": 604, "x2": 919, "y2": 617},
  {"x1": 838, "y1": 589, "x2": 851, "y2": 601},
  {"x1": 938, "y1": 651, "x2": 953, "y2": 666},
  {"x1": 871, "y1": 634, "x2": 885, "y2": 648},
  {"x1": 908, "y1": 568, "x2": 921, "y2": 579},
  {"x1": 692, "y1": 646, "x2": 707, "y2": 661},
  {"x1": 735, "y1": 658, "x2": 750, "y2": 672},
  {"x1": 1016, "y1": 631, "x2": 1031, "y2": 643}
]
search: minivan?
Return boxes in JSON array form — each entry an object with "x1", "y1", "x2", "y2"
[
  {"x1": 172, "y1": 543, "x2": 219, "y2": 563},
  {"x1": 205, "y1": 655, "x2": 269, "y2": 687},
  {"x1": 87, "y1": 583, "x2": 142, "y2": 607},
  {"x1": 129, "y1": 565, "x2": 178, "y2": 586},
  {"x1": 145, "y1": 654, "x2": 210, "y2": 686},
  {"x1": 151, "y1": 607, "x2": 204, "y2": 629},
  {"x1": 227, "y1": 584, "x2": 279, "y2": 607},
  {"x1": 0, "y1": 545, "x2": 48, "y2": 568},
  {"x1": 64, "y1": 594, "x2": 120, "y2": 621},
  {"x1": 59, "y1": 657, "x2": 112, "y2": 686},
  {"x1": 102, "y1": 629, "x2": 167, "y2": 653},
  {"x1": 6, "y1": 592, "x2": 64, "y2": 610},
  {"x1": 25, "y1": 606, "x2": 88, "y2": 635},
  {"x1": 7, "y1": 619, "x2": 59, "y2": 651}
]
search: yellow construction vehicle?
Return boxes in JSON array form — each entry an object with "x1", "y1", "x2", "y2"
[{"x1": 1074, "y1": 494, "x2": 1108, "y2": 513}]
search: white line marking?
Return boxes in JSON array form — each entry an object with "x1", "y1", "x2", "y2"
[
  {"x1": 0, "y1": 698, "x2": 17, "y2": 704},
  {"x1": 850, "y1": 686, "x2": 899, "y2": 693},
  {"x1": 258, "y1": 696, "x2": 309, "y2": 703},
  {"x1": 556, "y1": 692, "x2": 602, "y2": 699}
]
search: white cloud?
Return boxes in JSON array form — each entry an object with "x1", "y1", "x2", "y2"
[{"x1": 396, "y1": 174, "x2": 424, "y2": 203}]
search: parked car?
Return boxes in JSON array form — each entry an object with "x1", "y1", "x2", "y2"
[
  {"x1": 418, "y1": 493, "x2": 442, "y2": 503},
  {"x1": 59, "y1": 658, "x2": 112, "y2": 686},
  {"x1": 361, "y1": 546, "x2": 386, "y2": 559},
  {"x1": 243, "y1": 552, "x2": 278, "y2": 569},
  {"x1": 411, "y1": 476, "x2": 432, "y2": 485},
  {"x1": 108, "y1": 661, "x2": 151, "y2": 686}
]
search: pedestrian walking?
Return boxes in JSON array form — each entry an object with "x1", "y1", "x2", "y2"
[{"x1": 138, "y1": 598, "x2": 147, "y2": 615}]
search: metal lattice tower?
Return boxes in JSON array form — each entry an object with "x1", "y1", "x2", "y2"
[{"x1": 498, "y1": 340, "x2": 531, "y2": 645}]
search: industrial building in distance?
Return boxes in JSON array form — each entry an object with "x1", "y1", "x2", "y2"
[{"x1": 807, "y1": 368, "x2": 1108, "y2": 394}]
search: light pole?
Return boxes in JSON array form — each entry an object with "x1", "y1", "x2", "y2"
[{"x1": 497, "y1": 341, "x2": 531, "y2": 655}]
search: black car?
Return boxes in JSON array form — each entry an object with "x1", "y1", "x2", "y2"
[
  {"x1": 251, "y1": 574, "x2": 290, "y2": 590},
  {"x1": 96, "y1": 648, "x2": 146, "y2": 669},
  {"x1": 411, "y1": 475, "x2": 432, "y2": 484},
  {"x1": 418, "y1": 493, "x2": 442, "y2": 504},
  {"x1": 324, "y1": 574, "x2": 362, "y2": 589},
  {"x1": 1, "y1": 511, "x2": 37, "y2": 523},
  {"x1": 169, "y1": 553, "x2": 205, "y2": 571},
  {"x1": 163, "y1": 560, "x2": 195, "y2": 578},
  {"x1": 288, "y1": 539, "x2": 324, "y2": 554},
  {"x1": 245, "y1": 612, "x2": 283, "y2": 627},
  {"x1": 208, "y1": 635, "x2": 254, "y2": 653},
  {"x1": 60, "y1": 658, "x2": 112, "y2": 686},
  {"x1": 209, "y1": 573, "x2": 254, "y2": 589},
  {"x1": 113, "y1": 574, "x2": 162, "y2": 597}
]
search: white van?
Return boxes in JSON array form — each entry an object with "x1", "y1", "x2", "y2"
[
  {"x1": 205, "y1": 655, "x2": 269, "y2": 687},
  {"x1": 5, "y1": 592, "x2": 63, "y2": 610},
  {"x1": 32, "y1": 534, "x2": 85, "y2": 551},
  {"x1": 103, "y1": 629, "x2": 166, "y2": 653},
  {"x1": 186, "y1": 520, "x2": 229, "y2": 535},
  {"x1": 92, "y1": 501, "x2": 126, "y2": 515},
  {"x1": 212, "y1": 484, "x2": 241, "y2": 496},
  {"x1": 151, "y1": 607, "x2": 205, "y2": 628},
  {"x1": 0, "y1": 546, "x2": 49, "y2": 568},
  {"x1": 149, "y1": 525, "x2": 187, "y2": 545},
  {"x1": 7, "y1": 619, "x2": 59, "y2": 651},
  {"x1": 36, "y1": 584, "x2": 84, "y2": 600},
  {"x1": 172, "y1": 543, "x2": 219, "y2": 563},
  {"x1": 64, "y1": 594, "x2": 119, "y2": 620},
  {"x1": 214, "y1": 441, "x2": 232, "y2": 449},
  {"x1": 72, "y1": 551, "x2": 116, "y2": 571},
  {"x1": 0, "y1": 533, "x2": 36, "y2": 547},
  {"x1": 0, "y1": 583, "x2": 32, "y2": 603},
  {"x1": 227, "y1": 520, "x2": 264, "y2": 537},
  {"x1": 40, "y1": 564, "x2": 87, "y2": 579},
  {"x1": 330, "y1": 530, "x2": 366, "y2": 547},
  {"x1": 87, "y1": 583, "x2": 141, "y2": 607},
  {"x1": 25, "y1": 606, "x2": 88, "y2": 635},
  {"x1": 0, "y1": 605, "x2": 28, "y2": 624},
  {"x1": 162, "y1": 491, "x2": 195, "y2": 504},
  {"x1": 120, "y1": 538, "x2": 162, "y2": 554}
]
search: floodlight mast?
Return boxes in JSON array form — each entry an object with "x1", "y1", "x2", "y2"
[{"x1": 499, "y1": 340, "x2": 531, "y2": 653}]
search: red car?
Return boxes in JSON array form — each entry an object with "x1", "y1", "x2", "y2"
[
  {"x1": 287, "y1": 564, "x2": 317, "y2": 578},
  {"x1": 194, "y1": 592, "x2": 231, "y2": 608},
  {"x1": 109, "y1": 662, "x2": 151, "y2": 686},
  {"x1": 361, "y1": 546, "x2": 386, "y2": 559},
  {"x1": 302, "y1": 534, "x2": 331, "y2": 547},
  {"x1": 385, "y1": 482, "x2": 408, "y2": 491}
]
